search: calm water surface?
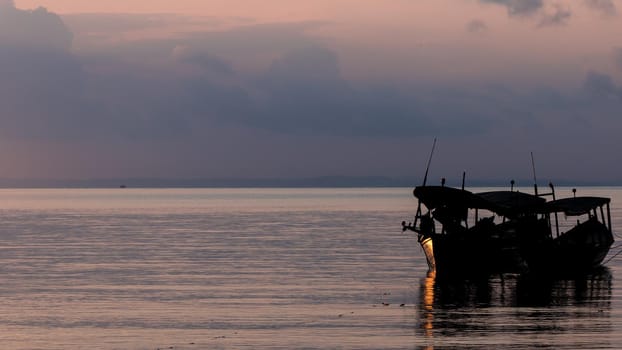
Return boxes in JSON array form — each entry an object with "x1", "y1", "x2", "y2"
[{"x1": 0, "y1": 187, "x2": 621, "y2": 349}]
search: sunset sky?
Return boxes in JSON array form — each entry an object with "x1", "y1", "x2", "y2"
[{"x1": 2, "y1": 0, "x2": 622, "y2": 184}]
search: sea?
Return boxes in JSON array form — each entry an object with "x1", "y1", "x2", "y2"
[{"x1": 0, "y1": 187, "x2": 621, "y2": 349}]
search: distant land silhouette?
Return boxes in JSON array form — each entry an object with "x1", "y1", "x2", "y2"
[{"x1": 0, "y1": 177, "x2": 617, "y2": 188}]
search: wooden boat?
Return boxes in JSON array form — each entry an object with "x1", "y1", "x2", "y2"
[
  {"x1": 525, "y1": 196, "x2": 614, "y2": 274},
  {"x1": 403, "y1": 184, "x2": 614, "y2": 276}
]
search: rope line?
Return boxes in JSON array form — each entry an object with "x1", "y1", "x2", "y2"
[{"x1": 603, "y1": 246, "x2": 622, "y2": 265}]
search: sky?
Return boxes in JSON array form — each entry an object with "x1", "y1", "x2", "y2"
[{"x1": 2, "y1": 0, "x2": 622, "y2": 184}]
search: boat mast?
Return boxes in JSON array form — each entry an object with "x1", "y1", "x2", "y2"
[
  {"x1": 414, "y1": 138, "x2": 437, "y2": 228},
  {"x1": 531, "y1": 152, "x2": 538, "y2": 196},
  {"x1": 461, "y1": 171, "x2": 466, "y2": 191},
  {"x1": 422, "y1": 138, "x2": 437, "y2": 188},
  {"x1": 531, "y1": 152, "x2": 561, "y2": 237}
]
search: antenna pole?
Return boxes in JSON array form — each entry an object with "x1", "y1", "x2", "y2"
[
  {"x1": 461, "y1": 171, "x2": 466, "y2": 191},
  {"x1": 414, "y1": 138, "x2": 437, "y2": 229},
  {"x1": 422, "y1": 138, "x2": 437, "y2": 187},
  {"x1": 531, "y1": 152, "x2": 538, "y2": 196}
]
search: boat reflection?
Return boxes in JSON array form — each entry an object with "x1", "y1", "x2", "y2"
[{"x1": 416, "y1": 269, "x2": 612, "y2": 349}]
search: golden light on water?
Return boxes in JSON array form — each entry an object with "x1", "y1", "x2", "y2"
[{"x1": 423, "y1": 270, "x2": 436, "y2": 346}]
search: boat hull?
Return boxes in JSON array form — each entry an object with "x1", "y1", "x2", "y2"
[
  {"x1": 422, "y1": 218, "x2": 614, "y2": 277},
  {"x1": 426, "y1": 233, "x2": 527, "y2": 277},
  {"x1": 523, "y1": 218, "x2": 614, "y2": 274}
]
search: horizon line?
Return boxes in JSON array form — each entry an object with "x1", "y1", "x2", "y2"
[{"x1": 0, "y1": 176, "x2": 618, "y2": 188}]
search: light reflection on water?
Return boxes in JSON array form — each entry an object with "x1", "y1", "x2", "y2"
[
  {"x1": 0, "y1": 187, "x2": 621, "y2": 349},
  {"x1": 417, "y1": 270, "x2": 614, "y2": 349}
]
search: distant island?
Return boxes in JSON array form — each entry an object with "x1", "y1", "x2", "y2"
[{"x1": 0, "y1": 176, "x2": 617, "y2": 188}]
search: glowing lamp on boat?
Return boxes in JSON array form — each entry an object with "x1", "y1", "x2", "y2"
[{"x1": 419, "y1": 235, "x2": 436, "y2": 271}]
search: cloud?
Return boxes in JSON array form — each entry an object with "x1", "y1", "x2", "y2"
[
  {"x1": 466, "y1": 19, "x2": 488, "y2": 33},
  {"x1": 75, "y1": 21, "x2": 326, "y2": 74},
  {"x1": 246, "y1": 46, "x2": 421, "y2": 136},
  {"x1": 583, "y1": 71, "x2": 622, "y2": 100},
  {"x1": 225, "y1": 46, "x2": 513, "y2": 138},
  {"x1": 3, "y1": 8, "x2": 622, "y2": 181},
  {"x1": 480, "y1": 0, "x2": 544, "y2": 17},
  {"x1": 584, "y1": 0, "x2": 618, "y2": 16},
  {"x1": 0, "y1": 51, "x2": 88, "y2": 140},
  {"x1": 0, "y1": 2, "x2": 72, "y2": 51},
  {"x1": 182, "y1": 21, "x2": 326, "y2": 59},
  {"x1": 480, "y1": 0, "x2": 573, "y2": 27},
  {"x1": 262, "y1": 46, "x2": 343, "y2": 88},
  {"x1": 172, "y1": 45, "x2": 234, "y2": 76},
  {"x1": 0, "y1": 2, "x2": 90, "y2": 140},
  {"x1": 63, "y1": 13, "x2": 182, "y2": 34},
  {"x1": 538, "y1": 4, "x2": 572, "y2": 27},
  {"x1": 0, "y1": 7, "x2": 250, "y2": 142}
]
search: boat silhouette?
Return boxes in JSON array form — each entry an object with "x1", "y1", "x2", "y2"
[{"x1": 403, "y1": 183, "x2": 614, "y2": 276}]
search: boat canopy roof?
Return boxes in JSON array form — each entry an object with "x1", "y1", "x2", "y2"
[
  {"x1": 476, "y1": 191, "x2": 546, "y2": 216},
  {"x1": 414, "y1": 186, "x2": 546, "y2": 217},
  {"x1": 413, "y1": 186, "x2": 483, "y2": 210},
  {"x1": 545, "y1": 196, "x2": 610, "y2": 216}
]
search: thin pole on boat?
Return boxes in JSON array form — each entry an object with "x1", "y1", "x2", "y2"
[
  {"x1": 607, "y1": 202, "x2": 612, "y2": 233},
  {"x1": 422, "y1": 138, "x2": 437, "y2": 187},
  {"x1": 414, "y1": 138, "x2": 437, "y2": 229},
  {"x1": 550, "y1": 182, "x2": 560, "y2": 237},
  {"x1": 461, "y1": 171, "x2": 466, "y2": 191},
  {"x1": 531, "y1": 152, "x2": 538, "y2": 196}
]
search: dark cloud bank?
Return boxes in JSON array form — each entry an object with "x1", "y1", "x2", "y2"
[
  {"x1": 480, "y1": 0, "x2": 544, "y2": 17},
  {"x1": 585, "y1": 0, "x2": 618, "y2": 16},
  {"x1": 480, "y1": 0, "x2": 618, "y2": 26},
  {"x1": 0, "y1": 3, "x2": 475, "y2": 141},
  {"x1": 2, "y1": 3, "x2": 622, "y2": 183},
  {"x1": 0, "y1": 1, "x2": 87, "y2": 140}
]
